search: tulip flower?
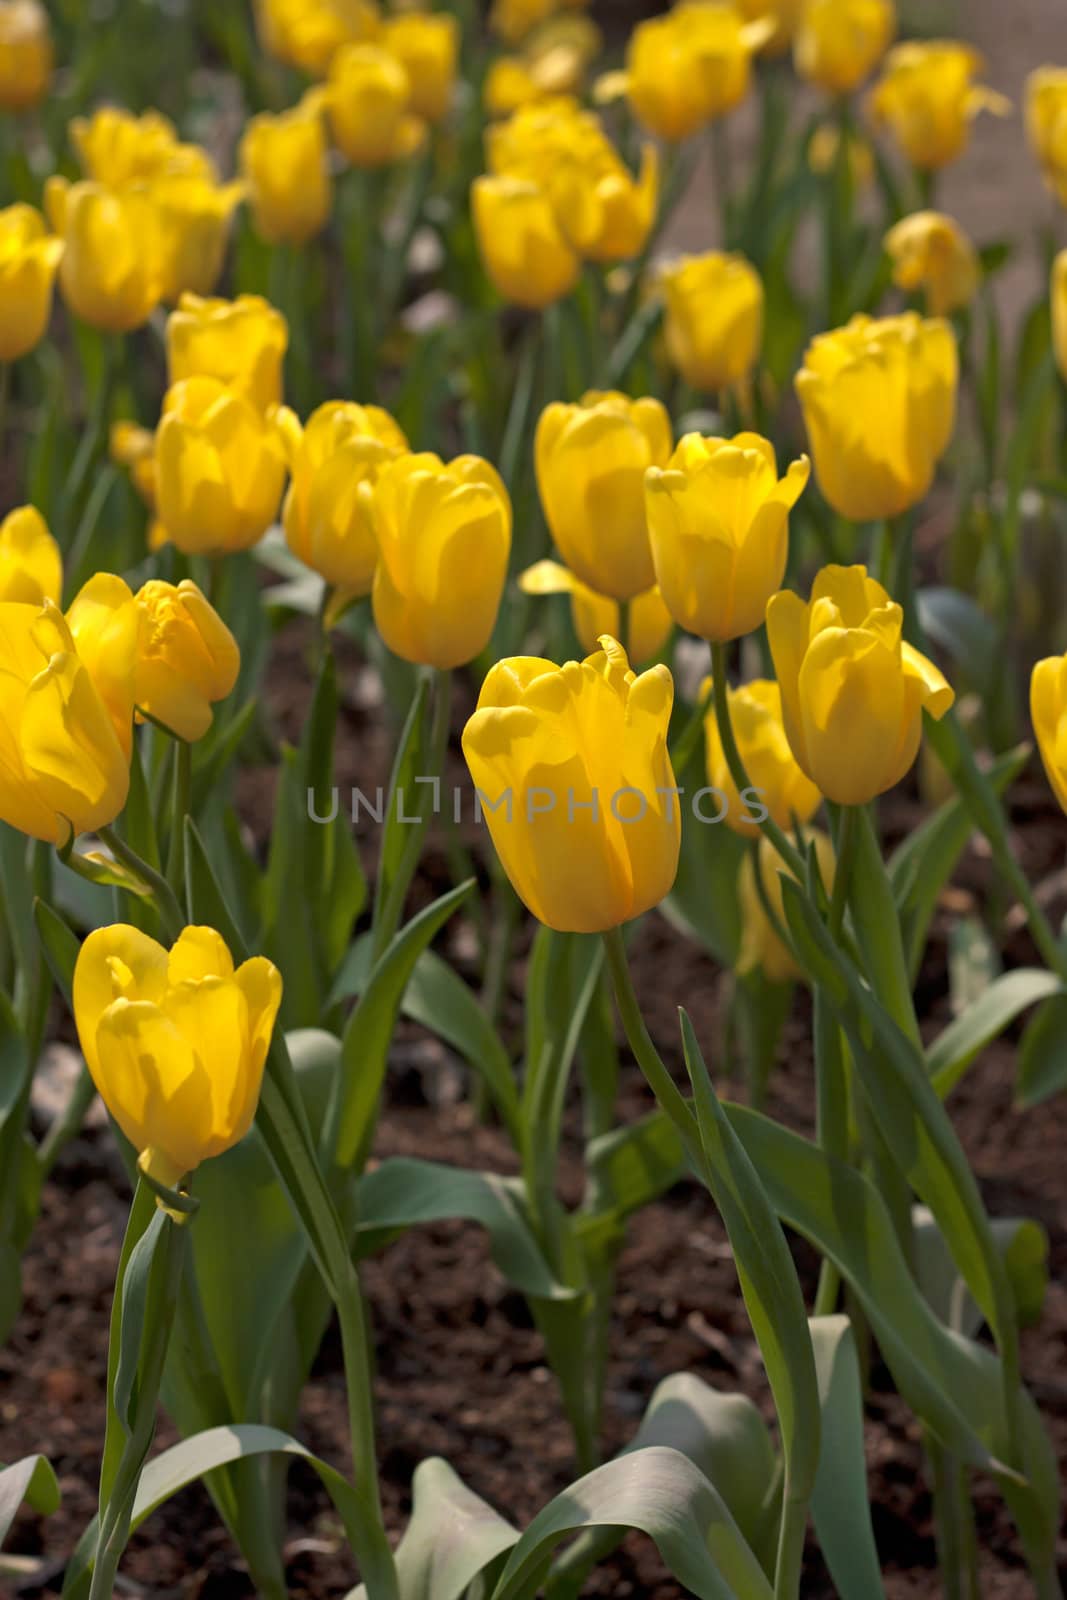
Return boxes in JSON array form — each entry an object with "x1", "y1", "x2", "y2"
[
  {"x1": 738, "y1": 830, "x2": 835, "y2": 983},
  {"x1": 44, "y1": 178, "x2": 165, "y2": 334},
  {"x1": 472, "y1": 176, "x2": 581, "y2": 308},
  {"x1": 659, "y1": 252, "x2": 763, "y2": 395},
  {"x1": 766, "y1": 564, "x2": 954, "y2": 806},
  {"x1": 155, "y1": 377, "x2": 290, "y2": 556},
  {"x1": 519, "y1": 560, "x2": 673, "y2": 665},
  {"x1": 794, "y1": 0, "x2": 895, "y2": 96},
  {"x1": 282, "y1": 400, "x2": 408, "y2": 596},
  {"x1": 369, "y1": 452, "x2": 511, "y2": 669},
  {"x1": 535, "y1": 392, "x2": 671, "y2": 601},
  {"x1": 166, "y1": 292, "x2": 288, "y2": 413},
  {"x1": 0, "y1": 599, "x2": 133, "y2": 844},
  {"x1": 64, "y1": 574, "x2": 141, "y2": 755},
  {"x1": 0, "y1": 205, "x2": 62, "y2": 362},
  {"x1": 645, "y1": 433, "x2": 809, "y2": 642},
  {"x1": 704, "y1": 678, "x2": 821, "y2": 834},
  {"x1": 0, "y1": 505, "x2": 61, "y2": 606},
  {"x1": 870, "y1": 41, "x2": 1010, "y2": 172},
  {"x1": 155, "y1": 175, "x2": 245, "y2": 303},
  {"x1": 323, "y1": 42, "x2": 426, "y2": 167},
  {"x1": 736, "y1": 0, "x2": 802, "y2": 57},
  {"x1": 795, "y1": 312, "x2": 957, "y2": 523},
  {"x1": 884, "y1": 212, "x2": 979, "y2": 317},
  {"x1": 129, "y1": 579, "x2": 240, "y2": 742},
  {"x1": 255, "y1": 0, "x2": 380, "y2": 76},
  {"x1": 70, "y1": 107, "x2": 214, "y2": 187},
  {"x1": 1026, "y1": 68, "x2": 1067, "y2": 206},
  {"x1": 73, "y1": 923, "x2": 282, "y2": 1193},
  {"x1": 1031, "y1": 652, "x2": 1067, "y2": 818},
  {"x1": 0, "y1": 0, "x2": 51, "y2": 112},
  {"x1": 239, "y1": 102, "x2": 333, "y2": 246},
  {"x1": 382, "y1": 13, "x2": 458, "y2": 123},
  {"x1": 462, "y1": 636, "x2": 680, "y2": 933},
  {"x1": 484, "y1": 17, "x2": 601, "y2": 114}
]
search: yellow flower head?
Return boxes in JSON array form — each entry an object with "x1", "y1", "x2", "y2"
[
  {"x1": 645, "y1": 432, "x2": 809, "y2": 642},
  {"x1": 133, "y1": 579, "x2": 240, "y2": 742},
  {"x1": 794, "y1": 0, "x2": 895, "y2": 96},
  {"x1": 472, "y1": 175, "x2": 581, "y2": 308},
  {"x1": 324, "y1": 42, "x2": 426, "y2": 167},
  {"x1": 462, "y1": 636, "x2": 680, "y2": 932},
  {"x1": 485, "y1": 16, "x2": 602, "y2": 115},
  {"x1": 766, "y1": 563, "x2": 954, "y2": 806},
  {"x1": 0, "y1": 0, "x2": 51, "y2": 111},
  {"x1": 0, "y1": 505, "x2": 61, "y2": 606},
  {"x1": 1027, "y1": 67, "x2": 1067, "y2": 205},
  {"x1": 166, "y1": 292, "x2": 289, "y2": 413},
  {"x1": 519, "y1": 560, "x2": 673, "y2": 666},
  {"x1": 44, "y1": 178, "x2": 165, "y2": 334},
  {"x1": 795, "y1": 312, "x2": 957, "y2": 522},
  {"x1": 704, "y1": 677, "x2": 821, "y2": 833},
  {"x1": 0, "y1": 204, "x2": 62, "y2": 361},
  {"x1": 154, "y1": 174, "x2": 245, "y2": 303},
  {"x1": 738, "y1": 829, "x2": 835, "y2": 983},
  {"x1": 282, "y1": 400, "x2": 409, "y2": 596},
  {"x1": 369, "y1": 452, "x2": 512, "y2": 669},
  {"x1": 870, "y1": 40, "x2": 1010, "y2": 172},
  {"x1": 382, "y1": 12, "x2": 458, "y2": 123},
  {"x1": 1031, "y1": 651, "x2": 1067, "y2": 818},
  {"x1": 73, "y1": 924, "x2": 282, "y2": 1195},
  {"x1": 736, "y1": 0, "x2": 803, "y2": 57},
  {"x1": 659, "y1": 251, "x2": 764, "y2": 394},
  {"x1": 884, "y1": 211, "x2": 979, "y2": 317},
  {"x1": 535, "y1": 391, "x2": 672, "y2": 602},
  {"x1": 69, "y1": 107, "x2": 214, "y2": 188},
  {"x1": 240, "y1": 101, "x2": 333, "y2": 246},
  {"x1": 255, "y1": 0, "x2": 380, "y2": 76}
]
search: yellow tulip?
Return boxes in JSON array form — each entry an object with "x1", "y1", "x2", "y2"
[
  {"x1": 1026, "y1": 68, "x2": 1067, "y2": 206},
  {"x1": 0, "y1": 598, "x2": 133, "y2": 844},
  {"x1": 1031, "y1": 652, "x2": 1067, "y2": 817},
  {"x1": 154, "y1": 175, "x2": 245, "y2": 303},
  {"x1": 382, "y1": 13, "x2": 458, "y2": 123},
  {"x1": 166, "y1": 292, "x2": 289, "y2": 413},
  {"x1": 44, "y1": 178, "x2": 165, "y2": 334},
  {"x1": 255, "y1": 0, "x2": 380, "y2": 75},
  {"x1": 659, "y1": 252, "x2": 764, "y2": 394},
  {"x1": 282, "y1": 400, "x2": 408, "y2": 596},
  {"x1": 73, "y1": 923, "x2": 282, "y2": 1194},
  {"x1": 463, "y1": 636, "x2": 679, "y2": 932},
  {"x1": 0, "y1": 204, "x2": 62, "y2": 361},
  {"x1": 870, "y1": 41, "x2": 1010, "y2": 172},
  {"x1": 369, "y1": 452, "x2": 511, "y2": 669},
  {"x1": 70, "y1": 107, "x2": 214, "y2": 187},
  {"x1": 155, "y1": 377, "x2": 290, "y2": 556},
  {"x1": 485, "y1": 16, "x2": 601, "y2": 114},
  {"x1": 0, "y1": 0, "x2": 51, "y2": 112},
  {"x1": 795, "y1": 312, "x2": 957, "y2": 522},
  {"x1": 645, "y1": 432, "x2": 809, "y2": 641},
  {"x1": 472, "y1": 175, "x2": 581, "y2": 308},
  {"x1": 794, "y1": 0, "x2": 895, "y2": 96},
  {"x1": 736, "y1": 0, "x2": 802, "y2": 57},
  {"x1": 884, "y1": 211, "x2": 979, "y2": 317},
  {"x1": 1052, "y1": 252, "x2": 1067, "y2": 386},
  {"x1": 240, "y1": 102, "x2": 332, "y2": 245},
  {"x1": 324, "y1": 42, "x2": 426, "y2": 167},
  {"x1": 0, "y1": 505, "x2": 61, "y2": 606},
  {"x1": 737, "y1": 829, "x2": 835, "y2": 983},
  {"x1": 766, "y1": 563, "x2": 954, "y2": 806},
  {"x1": 64, "y1": 574, "x2": 142, "y2": 756},
  {"x1": 490, "y1": 0, "x2": 589, "y2": 47},
  {"x1": 704, "y1": 677, "x2": 821, "y2": 833},
  {"x1": 131, "y1": 579, "x2": 240, "y2": 742},
  {"x1": 519, "y1": 560, "x2": 673, "y2": 665},
  {"x1": 535, "y1": 391, "x2": 672, "y2": 601}
]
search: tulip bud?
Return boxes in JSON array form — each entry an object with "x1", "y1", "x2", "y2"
[
  {"x1": 1031, "y1": 652, "x2": 1067, "y2": 818},
  {"x1": 794, "y1": 0, "x2": 895, "y2": 96},
  {"x1": 870, "y1": 41, "x2": 1010, "y2": 172},
  {"x1": 73, "y1": 923, "x2": 282, "y2": 1194},
  {"x1": 44, "y1": 178, "x2": 165, "y2": 334},
  {"x1": 0, "y1": 598, "x2": 133, "y2": 844},
  {"x1": 0, "y1": 0, "x2": 51, "y2": 112},
  {"x1": 325, "y1": 42, "x2": 426, "y2": 167},
  {"x1": 155, "y1": 377, "x2": 290, "y2": 555},
  {"x1": 795, "y1": 312, "x2": 957, "y2": 523},
  {"x1": 472, "y1": 175, "x2": 581, "y2": 308},
  {"x1": 462, "y1": 636, "x2": 680, "y2": 933},
  {"x1": 519, "y1": 560, "x2": 673, "y2": 665},
  {"x1": 369, "y1": 452, "x2": 511, "y2": 669},
  {"x1": 766, "y1": 564, "x2": 954, "y2": 806},
  {"x1": 1027, "y1": 68, "x2": 1067, "y2": 207},
  {"x1": 704, "y1": 677, "x2": 821, "y2": 834},
  {"x1": 382, "y1": 13, "x2": 458, "y2": 123},
  {"x1": 240, "y1": 102, "x2": 333, "y2": 246},
  {"x1": 535, "y1": 391, "x2": 672, "y2": 601},
  {"x1": 884, "y1": 211, "x2": 979, "y2": 317},
  {"x1": 154, "y1": 175, "x2": 245, "y2": 303},
  {"x1": 132, "y1": 580, "x2": 240, "y2": 742},
  {"x1": 282, "y1": 400, "x2": 408, "y2": 597},
  {"x1": 659, "y1": 252, "x2": 763, "y2": 395},
  {"x1": 737, "y1": 829, "x2": 835, "y2": 983},
  {"x1": 166, "y1": 292, "x2": 288, "y2": 413},
  {"x1": 645, "y1": 433, "x2": 809, "y2": 642},
  {"x1": 0, "y1": 204, "x2": 62, "y2": 362},
  {"x1": 255, "y1": 0, "x2": 380, "y2": 76},
  {"x1": 0, "y1": 505, "x2": 61, "y2": 606}
]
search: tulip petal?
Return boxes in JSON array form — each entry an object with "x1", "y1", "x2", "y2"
[{"x1": 73, "y1": 924, "x2": 170, "y2": 1080}]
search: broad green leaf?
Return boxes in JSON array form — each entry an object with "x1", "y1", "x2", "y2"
[
  {"x1": 808, "y1": 1317, "x2": 885, "y2": 1600},
  {"x1": 371, "y1": 675, "x2": 430, "y2": 940},
  {"x1": 662, "y1": 800, "x2": 746, "y2": 968},
  {"x1": 917, "y1": 588, "x2": 997, "y2": 698},
  {"x1": 927, "y1": 969, "x2": 1062, "y2": 1099},
  {"x1": 0, "y1": 1456, "x2": 59, "y2": 1549},
  {"x1": 262, "y1": 746, "x2": 327, "y2": 1027},
  {"x1": 947, "y1": 916, "x2": 1001, "y2": 1017},
  {"x1": 184, "y1": 817, "x2": 249, "y2": 960},
  {"x1": 583, "y1": 1106, "x2": 690, "y2": 1234},
  {"x1": 1016, "y1": 992, "x2": 1067, "y2": 1107},
  {"x1": 912, "y1": 1206, "x2": 1049, "y2": 1338}
]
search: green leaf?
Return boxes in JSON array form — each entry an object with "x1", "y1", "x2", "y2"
[
  {"x1": 353, "y1": 1157, "x2": 574, "y2": 1302},
  {"x1": 371, "y1": 675, "x2": 430, "y2": 935},
  {"x1": 0, "y1": 1455, "x2": 60, "y2": 1549},
  {"x1": 184, "y1": 817, "x2": 249, "y2": 959},
  {"x1": 662, "y1": 800, "x2": 746, "y2": 967},
  {"x1": 114, "y1": 1208, "x2": 168, "y2": 1432},
  {"x1": 927, "y1": 969, "x2": 1062, "y2": 1099},
  {"x1": 1016, "y1": 992, "x2": 1067, "y2": 1107},
  {"x1": 262, "y1": 746, "x2": 328, "y2": 1027},
  {"x1": 913, "y1": 1206, "x2": 1049, "y2": 1337},
  {"x1": 584, "y1": 1107, "x2": 690, "y2": 1233},
  {"x1": 947, "y1": 916, "x2": 1001, "y2": 1017},
  {"x1": 917, "y1": 588, "x2": 997, "y2": 697},
  {"x1": 808, "y1": 1317, "x2": 885, "y2": 1600},
  {"x1": 190, "y1": 698, "x2": 258, "y2": 813}
]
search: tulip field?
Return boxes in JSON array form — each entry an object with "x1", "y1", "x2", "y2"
[{"x1": 5, "y1": 0, "x2": 1067, "y2": 1594}]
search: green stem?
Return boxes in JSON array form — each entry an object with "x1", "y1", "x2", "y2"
[
  {"x1": 773, "y1": 1488, "x2": 808, "y2": 1600},
  {"x1": 669, "y1": 682, "x2": 713, "y2": 776},
  {"x1": 927, "y1": 1433, "x2": 979, "y2": 1600},
  {"x1": 0, "y1": 360, "x2": 10, "y2": 456},
  {"x1": 166, "y1": 738, "x2": 192, "y2": 909},
  {"x1": 602, "y1": 928, "x2": 701, "y2": 1164},
  {"x1": 709, "y1": 641, "x2": 806, "y2": 879},
  {"x1": 616, "y1": 597, "x2": 632, "y2": 660},
  {"x1": 813, "y1": 806, "x2": 857, "y2": 1315},
  {"x1": 97, "y1": 825, "x2": 185, "y2": 942}
]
